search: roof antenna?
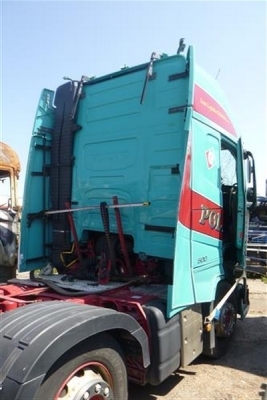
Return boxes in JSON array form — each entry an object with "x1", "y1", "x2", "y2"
[
  {"x1": 177, "y1": 38, "x2": 186, "y2": 54},
  {"x1": 215, "y1": 68, "x2": 221, "y2": 80},
  {"x1": 140, "y1": 52, "x2": 159, "y2": 104}
]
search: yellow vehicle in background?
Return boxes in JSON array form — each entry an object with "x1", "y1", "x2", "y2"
[{"x1": 0, "y1": 141, "x2": 21, "y2": 282}]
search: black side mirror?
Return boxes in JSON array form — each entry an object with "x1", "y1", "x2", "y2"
[{"x1": 247, "y1": 187, "x2": 255, "y2": 203}]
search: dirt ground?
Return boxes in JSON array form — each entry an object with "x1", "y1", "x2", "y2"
[
  {"x1": 15, "y1": 272, "x2": 266, "y2": 399},
  {"x1": 129, "y1": 278, "x2": 267, "y2": 400}
]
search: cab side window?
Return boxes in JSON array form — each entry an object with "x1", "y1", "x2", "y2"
[
  {"x1": 221, "y1": 143, "x2": 237, "y2": 246},
  {"x1": 221, "y1": 146, "x2": 237, "y2": 186}
]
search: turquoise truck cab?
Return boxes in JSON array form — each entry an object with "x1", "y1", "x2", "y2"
[
  {"x1": 0, "y1": 42, "x2": 256, "y2": 399},
  {"x1": 20, "y1": 45, "x2": 255, "y2": 314}
]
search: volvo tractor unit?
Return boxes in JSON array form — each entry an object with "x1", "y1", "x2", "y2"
[{"x1": 0, "y1": 42, "x2": 256, "y2": 400}]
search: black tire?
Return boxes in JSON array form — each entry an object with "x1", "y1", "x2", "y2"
[
  {"x1": 34, "y1": 333, "x2": 128, "y2": 400},
  {"x1": 212, "y1": 281, "x2": 237, "y2": 358}
]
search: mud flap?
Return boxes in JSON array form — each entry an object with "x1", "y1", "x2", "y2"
[{"x1": 180, "y1": 304, "x2": 203, "y2": 367}]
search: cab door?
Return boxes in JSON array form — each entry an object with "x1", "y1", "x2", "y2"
[
  {"x1": 235, "y1": 137, "x2": 247, "y2": 264},
  {"x1": 220, "y1": 137, "x2": 247, "y2": 266}
]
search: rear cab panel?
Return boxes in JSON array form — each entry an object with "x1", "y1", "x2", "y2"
[{"x1": 17, "y1": 46, "x2": 248, "y2": 316}]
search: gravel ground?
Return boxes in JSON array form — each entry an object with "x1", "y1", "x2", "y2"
[
  {"x1": 129, "y1": 278, "x2": 267, "y2": 400},
  {"x1": 15, "y1": 272, "x2": 267, "y2": 399}
]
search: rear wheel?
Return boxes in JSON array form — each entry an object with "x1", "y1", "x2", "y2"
[{"x1": 34, "y1": 333, "x2": 127, "y2": 400}]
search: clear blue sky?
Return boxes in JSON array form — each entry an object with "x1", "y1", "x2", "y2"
[{"x1": 1, "y1": 0, "x2": 266, "y2": 196}]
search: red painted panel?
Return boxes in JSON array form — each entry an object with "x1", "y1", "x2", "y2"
[
  {"x1": 179, "y1": 189, "x2": 222, "y2": 240},
  {"x1": 178, "y1": 138, "x2": 222, "y2": 240},
  {"x1": 193, "y1": 84, "x2": 237, "y2": 137},
  {"x1": 178, "y1": 139, "x2": 192, "y2": 229},
  {"x1": 191, "y1": 191, "x2": 222, "y2": 240}
]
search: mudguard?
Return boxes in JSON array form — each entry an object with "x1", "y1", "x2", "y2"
[{"x1": 0, "y1": 301, "x2": 150, "y2": 399}]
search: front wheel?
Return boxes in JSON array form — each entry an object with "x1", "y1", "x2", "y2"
[
  {"x1": 202, "y1": 281, "x2": 237, "y2": 358},
  {"x1": 212, "y1": 281, "x2": 237, "y2": 358},
  {"x1": 34, "y1": 333, "x2": 127, "y2": 400}
]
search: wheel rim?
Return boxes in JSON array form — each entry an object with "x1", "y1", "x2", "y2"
[
  {"x1": 215, "y1": 302, "x2": 236, "y2": 338},
  {"x1": 55, "y1": 362, "x2": 114, "y2": 400}
]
